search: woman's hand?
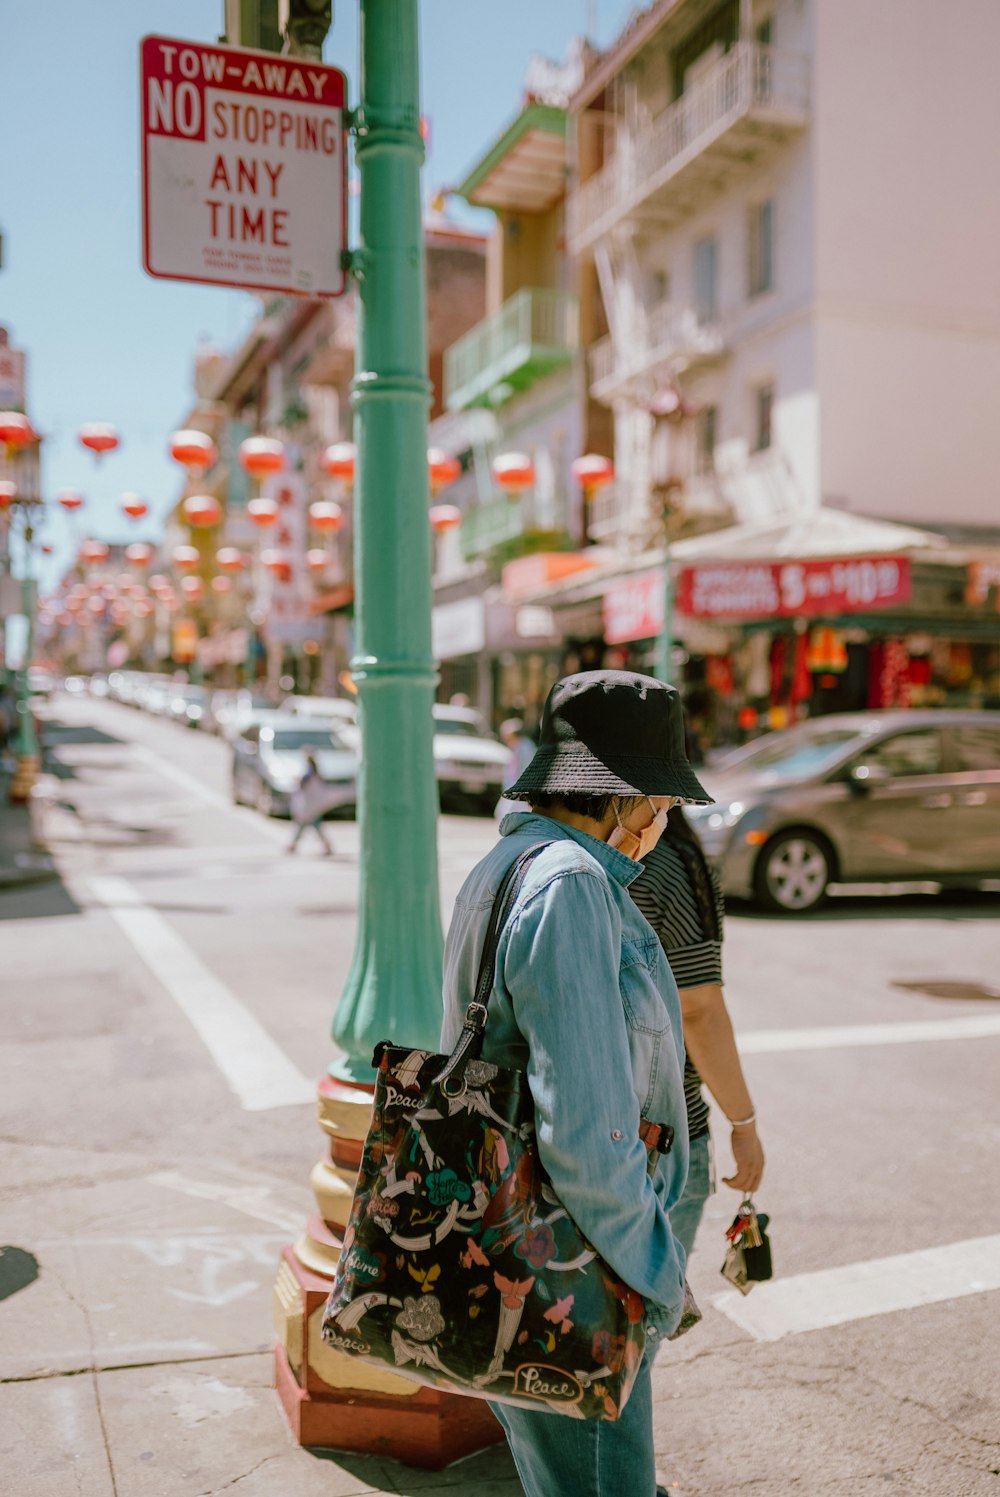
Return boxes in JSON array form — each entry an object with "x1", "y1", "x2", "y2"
[{"x1": 722, "y1": 1123, "x2": 765, "y2": 1193}]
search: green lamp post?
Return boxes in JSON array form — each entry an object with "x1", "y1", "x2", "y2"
[{"x1": 330, "y1": 0, "x2": 443, "y2": 1079}]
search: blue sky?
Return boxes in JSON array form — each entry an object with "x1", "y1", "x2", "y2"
[{"x1": 1, "y1": 0, "x2": 638, "y2": 588}]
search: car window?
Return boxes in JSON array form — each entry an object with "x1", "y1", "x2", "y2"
[
  {"x1": 862, "y1": 730, "x2": 942, "y2": 778},
  {"x1": 717, "y1": 727, "x2": 859, "y2": 779},
  {"x1": 950, "y1": 725, "x2": 1000, "y2": 772},
  {"x1": 270, "y1": 729, "x2": 338, "y2": 751},
  {"x1": 433, "y1": 719, "x2": 483, "y2": 737}
]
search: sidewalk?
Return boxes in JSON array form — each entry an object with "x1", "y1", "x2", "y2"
[{"x1": 0, "y1": 764, "x2": 58, "y2": 889}]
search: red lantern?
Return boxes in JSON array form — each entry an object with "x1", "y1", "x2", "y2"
[
  {"x1": 308, "y1": 500, "x2": 343, "y2": 531},
  {"x1": 58, "y1": 490, "x2": 84, "y2": 511},
  {"x1": 247, "y1": 497, "x2": 279, "y2": 527},
  {"x1": 0, "y1": 412, "x2": 35, "y2": 448},
  {"x1": 492, "y1": 451, "x2": 535, "y2": 495},
  {"x1": 306, "y1": 548, "x2": 329, "y2": 571},
  {"x1": 0, "y1": 480, "x2": 16, "y2": 508},
  {"x1": 169, "y1": 429, "x2": 217, "y2": 471},
  {"x1": 121, "y1": 493, "x2": 148, "y2": 520},
  {"x1": 238, "y1": 436, "x2": 285, "y2": 476},
  {"x1": 79, "y1": 423, "x2": 120, "y2": 458},
  {"x1": 571, "y1": 454, "x2": 614, "y2": 493},
  {"x1": 429, "y1": 504, "x2": 462, "y2": 533},
  {"x1": 41, "y1": 544, "x2": 53, "y2": 556},
  {"x1": 183, "y1": 494, "x2": 222, "y2": 528},
  {"x1": 172, "y1": 545, "x2": 201, "y2": 570},
  {"x1": 261, "y1": 548, "x2": 290, "y2": 572},
  {"x1": 88, "y1": 595, "x2": 106, "y2": 615},
  {"x1": 322, "y1": 441, "x2": 356, "y2": 483},
  {"x1": 134, "y1": 601, "x2": 154, "y2": 619},
  {"x1": 180, "y1": 575, "x2": 203, "y2": 600},
  {"x1": 211, "y1": 575, "x2": 233, "y2": 594},
  {"x1": 80, "y1": 539, "x2": 110, "y2": 563},
  {"x1": 148, "y1": 573, "x2": 170, "y2": 592},
  {"x1": 215, "y1": 547, "x2": 246, "y2": 572},
  {"x1": 125, "y1": 543, "x2": 153, "y2": 567},
  {"x1": 428, "y1": 447, "x2": 461, "y2": 493}
]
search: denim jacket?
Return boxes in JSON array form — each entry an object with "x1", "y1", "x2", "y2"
[{"x1": 441, "y1": 812, "x2": 689, "y2": 1338}]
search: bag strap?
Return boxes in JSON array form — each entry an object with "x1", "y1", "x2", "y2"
[{"x1": 433, "y1": 842, "x2": 551, "y2": 1089}]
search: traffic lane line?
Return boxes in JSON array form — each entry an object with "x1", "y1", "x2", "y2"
[
  {"x1": 88, "y1": 875, "x2": 315, "y2": 1112},
  {"x1": 712, "y1": 1232, "x2": 1000, "y2": 1341},
  {"x1": 737, "y1": 1014, "x2": 1000, "y2": 1054}
]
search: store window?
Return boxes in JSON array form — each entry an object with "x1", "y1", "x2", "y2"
[
  {"x1": 862, "y1": 730, "x2": 943, "y2": 778},
  {"x1": 753, "y1": 382, "x2": 773, "y2": 451},
  {"x1": 951, "y1": 725, "x2": 1000, "y2": 771},
  {"x1": 747, "y1": 199, "x2": 774, "y2": 298}
]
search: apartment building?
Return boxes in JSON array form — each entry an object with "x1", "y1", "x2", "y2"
[
  {"x1": 571, "y1": 0, "x2": 1000, "y2": 539},
  {"x1": 542, "y1": 0, "x2": 1000, "y2": 732}
]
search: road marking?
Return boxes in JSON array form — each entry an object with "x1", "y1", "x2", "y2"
[
  {"x1": 130, "y1": 746, "x2": 288, "y2": 844},
  {"x1": 738, "y1": 1014, "x2": 1000, "y2": 1054},
  {"x1": 89, "y1": 876, "x2": 315, "y2": 1111},
  {"x1": 712, "y1": 1232, "x2": 1000, "y2": 1341}
]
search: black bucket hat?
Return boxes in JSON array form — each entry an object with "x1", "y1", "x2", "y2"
[{"x1": 504, "y1": 670, "x2": 713, "y2": 805}]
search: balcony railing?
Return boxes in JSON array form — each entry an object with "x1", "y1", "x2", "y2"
[
  {"x1": 589, "y1": 302, "x2": 726, "y2": 400},
  {"x1": 444, "y1": 288, "x2": 579, "y2": 412},
  {"x1": 569, "y1": 44, "x2": 809, "y2": 251}
]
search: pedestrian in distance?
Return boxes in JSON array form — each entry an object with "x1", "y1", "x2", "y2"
[
  {"x1": 287, "y1": 753, "x2": 334, "y2": 855},
  {"x1": 493, "y1": 716, "x2": 536, "y2": 820},
  {"x1": 630, "y1": 804, "x2": 765, "y2": 1263},
  {"x1": 441, "y1": 670, "x2": 715, "y2": 1497}
]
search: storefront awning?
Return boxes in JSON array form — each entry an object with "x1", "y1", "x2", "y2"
[{"x1": 669, "y1": 507, "x2": 947, "y2": 564}]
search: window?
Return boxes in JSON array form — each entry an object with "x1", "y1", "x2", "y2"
[
  {"x1": 951, "y1": 726, "x2": 1000, "y2": 772},
  {"x1": 693, "y1": 236, "x2": 718, "y2": 321},
  {"x1": 864, "y1": 731, "x2": 943, "y2": 779},
  {"x1": 695, "y1": 405, "x2": 718, "y2": 474},
  {"x1": 753, "y1": 383, "x2": 773, "y2": 451},
  {"x1": 747, "y1": 199, "x2": 774, "y2": 297},
  {"x1": 755, "y1": 17, "x2": 773, "y2": 46}
]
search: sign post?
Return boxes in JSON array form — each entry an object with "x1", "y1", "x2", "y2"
[{"x1": 140, "y1": 35, "x2": 347, "y2": 298}]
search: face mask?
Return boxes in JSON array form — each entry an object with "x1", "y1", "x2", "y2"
[{"x1": 608, "y1": 797, "x2": 671, "y2": 860}]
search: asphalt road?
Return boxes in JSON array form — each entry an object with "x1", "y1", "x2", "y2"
[{"x1": 2, "y1": 692, "x2": 999, "y2": 1497}]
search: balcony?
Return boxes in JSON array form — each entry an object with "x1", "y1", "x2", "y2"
[
  {"x1": 569, "y1": 44, "x2": 809, "y2": 253},
  {"x1": 444, "y1": 288, "x2": 579, "y2": 412},
  {"x1": 589, "y1": 301, "x2": 727, "y2": 402}
]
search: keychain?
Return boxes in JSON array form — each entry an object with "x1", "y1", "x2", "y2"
[{"x1": 720, "y1": 1196, "x2": 772, "y2": 1294}]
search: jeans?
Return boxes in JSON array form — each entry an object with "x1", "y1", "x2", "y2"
[
  {"x1": 491, "y1": 1350, "x2": 656, "y2": 1497},
  {"x1": 668, "y1": 1131, "x2": 712, "y2": 1261}
]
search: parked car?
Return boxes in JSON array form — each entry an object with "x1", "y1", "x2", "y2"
[
  {"x1": 286, "y1": 695, "x2": 359, "y2": 729},
  {"x1": 687, "y1": 710, "x2": 1000, "y2": 913},
  {"x1": 431, "y1": 705, "x2": 509, "y2": 814},
  {"x1": 214, "y1": 689, "x2": 283, "y2": 741},
  {"x1": 166, "y1": 683, "x2": 209, "y2": 729},
  {"x1": 231, "y1": 714, "x2": 357, "y2": 819},
  {"x1": 26, "y1": 668, "x2": 56, "y2": 699}
]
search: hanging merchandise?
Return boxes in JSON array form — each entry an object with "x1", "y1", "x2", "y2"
[
  {"x1": 769, "y1": 635, "x2": 787, "y2": 705},
  {"x1": 806, "y1": 627, "x2": 848, "y2": 674},
  {"x1": 880, "y1": 639, "x2": 911, "y2": 708},
  {"x1": 791, "y1": 631, "x2": 812, "y2": 705},
  {"x1": 706, "y1": 655, "x2": 734, "y2": 696},
  {"x1": 746, "y1": 632, "x2": 771, "y2": 699}
]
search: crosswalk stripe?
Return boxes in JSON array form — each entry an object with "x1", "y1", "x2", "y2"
[
  {"x1": 89, "y1": 875, "x2": 315, "y2": 1112},
  {"x1": 737, "y1": 1014, "x2": 1000, "y2": 1054},
  {"x1": 712, "y1": 1233, "x2": 1000, "y2": 1341}
]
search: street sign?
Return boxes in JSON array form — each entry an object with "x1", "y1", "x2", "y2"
[{"x1": 140, "y1": 35, "x2": 348, "y2": 298}]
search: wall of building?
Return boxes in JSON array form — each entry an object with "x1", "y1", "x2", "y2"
[{"x1": 813, "y1": 0, "x2": 1000, "y2": 526}]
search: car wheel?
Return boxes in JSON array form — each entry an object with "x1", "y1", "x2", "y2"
[{"x1": 754, "y1": 831, "x2": 831, "y2": 914}]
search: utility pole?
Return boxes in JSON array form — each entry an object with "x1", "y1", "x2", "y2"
[{"x1": 271, "y1": 0, "x2": 499, "y2": 1464}]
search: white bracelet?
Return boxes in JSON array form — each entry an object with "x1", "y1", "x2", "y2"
[{"x1": 728, "y1": 1112, "x2": 756, "y2": 1128}]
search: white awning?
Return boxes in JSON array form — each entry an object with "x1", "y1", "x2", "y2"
[{"x1": 670, "y1": 507, "x2": 947, "y2": 563}]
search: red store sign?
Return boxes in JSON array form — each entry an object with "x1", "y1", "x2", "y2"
[{"x1": 677, "y1": 556, "x2": 911, "y2": 620}]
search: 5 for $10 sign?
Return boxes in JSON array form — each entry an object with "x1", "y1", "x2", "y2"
[{"x1": 141, "y1": 35, "x2": 347, "y2": 298}]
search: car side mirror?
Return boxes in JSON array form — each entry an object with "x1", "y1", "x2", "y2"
[{"x1": 849, "y1": 763, "x2": 890, "y2": 792}]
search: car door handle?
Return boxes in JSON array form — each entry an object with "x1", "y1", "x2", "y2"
[
  {"x1": 956, "y1": 791, "x2": 988, "y2": 807},
  {"x1": 921, "y1": 795, "x2": 952, "y2": 809}
]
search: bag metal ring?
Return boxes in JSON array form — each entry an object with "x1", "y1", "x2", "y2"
[{"x1": 441, "y1": 1074, "x2": 467, "y2": 1099}]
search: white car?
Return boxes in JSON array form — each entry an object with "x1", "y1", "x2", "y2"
[
  {"x1": 231, "y1": 714, "x2": 358, "y2": 818},
  {"x1": 432, "y1": 706, "x2": 509, "y2": 813}
]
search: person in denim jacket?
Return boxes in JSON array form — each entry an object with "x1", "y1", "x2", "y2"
[{"x1": 442, "y1": 670, "x2": 714, "y2": 1497}]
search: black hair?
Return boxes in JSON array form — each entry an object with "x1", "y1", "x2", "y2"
[
  {"x1": 529, "y1": 792, "x2": 645, "y2": 822},
  {"x1": 665, "y1": 804, "x2": 720, "y2": 943}
]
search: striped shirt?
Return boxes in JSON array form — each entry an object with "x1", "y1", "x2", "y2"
[{"x1": 629, "y1": 835, "x2": 725, "y2": 1141}]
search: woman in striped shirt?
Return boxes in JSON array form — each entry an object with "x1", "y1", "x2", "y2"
[{"x1": 630, "y1": 806, "x2": 765, "y2": 1258}]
